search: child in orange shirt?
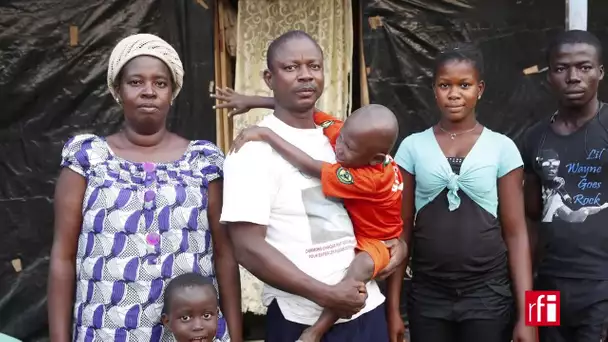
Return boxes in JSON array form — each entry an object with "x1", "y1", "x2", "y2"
[{"x1": 230, "y1": 104, "x2": 404, "y2": 342}]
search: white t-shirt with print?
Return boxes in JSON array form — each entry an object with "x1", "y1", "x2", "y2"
[{"x1": 220, "y1": 114, "x2": 385, "y2": 325}]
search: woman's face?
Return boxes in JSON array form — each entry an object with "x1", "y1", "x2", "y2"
[
  {"x1": 433, "y1": 59, "x2": 484, "y2": 122},
  {"x1": 116, "y1": 56, "x2": 173, "y2": 134}
]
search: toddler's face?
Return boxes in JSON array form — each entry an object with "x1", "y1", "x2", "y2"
[{"x1": 162, "y1": 285, "x2": 218, "y2": 342}]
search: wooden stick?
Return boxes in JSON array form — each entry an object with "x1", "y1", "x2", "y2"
[
  {"x1": 226, "y1": 53, "x2": 234, "y2": 144},
  {"x1": 69, "y1": 25, "x2": 79, "y2": 47},
  {"x1": 218, "y1": 0, "x2": 231, "y2": 151},
  {"x1": 213, "y1": 0, "x2": 224, "y2": 151},
  {"x1": 358, "y1": 0, "x2": 370, "y2": 106}
]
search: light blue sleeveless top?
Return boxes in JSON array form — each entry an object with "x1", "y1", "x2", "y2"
[{"x1": 395, "y1": 127, "x2": 523, "y2": 217}]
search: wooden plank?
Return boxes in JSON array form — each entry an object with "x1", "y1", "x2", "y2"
[
  {"x1": 218, "y1": 0, "x2": 231, "y2": 151},
  {"x1": 359, "y1": 0, "x2": 369, "y2": 106},
  {"x1": 213, "y1": 0, "x2": 224, "y2": 150},
  {"x1": 69, "y1": 25, "x2": 79, "y2": 46}
]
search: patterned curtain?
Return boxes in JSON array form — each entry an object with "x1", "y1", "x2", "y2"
[
  {"x1": 232, "y1": 0, "x2": 353, "y2": 315},
  {"x1": 232, "y1": 0, "x2": 353, "y2": 136}
]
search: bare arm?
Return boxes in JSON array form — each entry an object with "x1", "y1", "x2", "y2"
[
  {"x1": 232, "y1": 127, "x2": 323, "y2": 178},
  {"x1": 261, "y1": 129, "x2": 323, "y2": 178},
  {"x1": 581, "y1": 203, "x2": 608, "y2": 215},
  {"x1": 212, "y1": 88, "x2": 274, "y2": 117},
  {"x1": 227, "y1": 222, "x2": 365, "y2": 316},
  {"x1": 48, "y1": 169, "x2": 85, "y2": 342},
  {"x1": 239, "y1": 96, "x2": 275, "y2": 110},
  {"x1": 228, "y1": 222, "x2": 330, "y2": 305},
  {"x1": 499, "y1": 168, "x2": 533, "y2": 323},
  {"x1": 385, "y1": 167, "x2": 414, "y2": 314},
  {"x1": 207, "y1": 180, "x2": 243, "y2": 342},
  {"x1": 555, "y1": 201, "x2": 608, "y2": 221},
  {"x1": 213, "y1": 88, "x2": 320, "y2": 117},
  {"x1": 385, "y1": 235, "x2": 407, "y2": 309},
  {"x1": 556, "y1": 206, "x2": 589, "y2": 222}
]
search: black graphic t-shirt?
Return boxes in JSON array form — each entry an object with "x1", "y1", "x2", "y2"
[{"x1": 520, "y1": 103, "x2": 608, "y2": 279}]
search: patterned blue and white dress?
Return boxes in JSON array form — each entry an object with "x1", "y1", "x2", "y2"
[{"x1": 61, "y1": 134, "x2": 229, "y2": 342}]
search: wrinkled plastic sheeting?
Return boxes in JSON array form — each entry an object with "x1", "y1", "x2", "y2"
[
  {"x1": 0, "y1": 0, "x2": 216, "y2": 340},
  {"x1": 362, "y1": 0, "x2": 608, "y2": 147}
]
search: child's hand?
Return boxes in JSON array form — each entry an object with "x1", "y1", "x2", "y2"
[
  {"x1": 230, "y1": 126, "x2": 271, "y2": 154},
  {"x1": 376, "y1": 238, "x2": 408, "y2": 280},
  {"x1": 211, "y1": 87, "x2": 251, "y2": 117}
]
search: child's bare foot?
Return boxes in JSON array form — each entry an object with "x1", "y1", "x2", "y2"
[{"x1": 297, "y1": 327, "x2": 323, "y2": 342}]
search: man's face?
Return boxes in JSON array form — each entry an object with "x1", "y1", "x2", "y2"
[
  {"x1": 541, "y1": 158, "x2": 560, "y2": 180},
  {"x1": 264, "y1": 37, "x2": 325, "y2": 112},
  {"x1": 548, "y1": 43, "x2": 604, "y2": 108}
]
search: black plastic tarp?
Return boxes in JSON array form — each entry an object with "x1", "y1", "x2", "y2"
[
  {"x1": 361, "y1": 0, "x2": 608, "y2": 326},
  {"x1": 0, "y1": 0, "x2": 216, "y2": 340},
  {"x1": 362, "y1": 0, "x2": 608, "y2": 147}
]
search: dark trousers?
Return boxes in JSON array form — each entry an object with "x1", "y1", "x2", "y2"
[
  {"x1": 408, "y1": 314, "x2": 513, "y2": 342},
  {"x1": 264, "y1": 300, "x2": 389, "y2": 342},
  {"x1": 536, "y1": 276, "x2": 608, "y2": 342},
  {"x1": 407, "y1": 275, "x2": 514, "y2": 342}
]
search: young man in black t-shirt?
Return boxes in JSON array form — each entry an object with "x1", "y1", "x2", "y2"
[{"x1": 521, "y1": 30, "x2": 608, "y2": 342}]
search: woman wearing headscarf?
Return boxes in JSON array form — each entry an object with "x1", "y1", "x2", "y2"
[{"x1": 47, "y1": 34, "x2": 242, "y2": 342}]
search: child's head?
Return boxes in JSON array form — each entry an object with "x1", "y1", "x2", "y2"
[
  {"x1": 432, "y1": 43, "x2": 485, "y2": 123},
  {"x1": 335, "y1": 104, "x2": 399, "y2": 168},
  {"x1": 161, "y1": 273, "x2": 219, "y2": 342}
]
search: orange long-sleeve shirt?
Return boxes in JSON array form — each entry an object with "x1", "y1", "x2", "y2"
[{"x1": 315, "y1": 111, "x2": 403, "y2": 240}]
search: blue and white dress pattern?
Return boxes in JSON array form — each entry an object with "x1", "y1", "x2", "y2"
[{"x1": 61, "y1": 134, "x2": 229, "y2": 342}]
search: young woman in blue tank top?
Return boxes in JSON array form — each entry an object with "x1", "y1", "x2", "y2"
[{"x1": 393, "y1": 44, "x2": 536, "y2": 342}]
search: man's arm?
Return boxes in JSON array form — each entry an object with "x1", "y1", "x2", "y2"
[
  {"x1": 556, "y1": 204, "x2": 593, "y2": 222},
  {"x1": 583, "y1": 203, "x2": 608, "y2": 214},
  {"x1": 555, "y1": 199, "x2": 608, "y2": 221},
  {"x1": 228, "y1": 222, "x2": 331, "y2": 306},
  {"x1": 220, "y1": 142, "x2": 366, "y2": 317},
  {"x1": 228, "y1": 223, "x2": 367, "y2": 318}
]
